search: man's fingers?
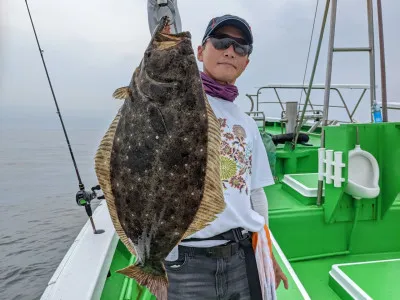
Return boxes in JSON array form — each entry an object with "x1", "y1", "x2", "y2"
[
  {"x1": 161, "y1": 24, "x2": 171, "y2": 34},
  {"x1": 275, "y1": 272, "x2": 289, "y2": 290},
  {"x1": 284, "y1": 278, "x2": 289, "y2": 289},
  {"x1": 275, "y1": 277, "x2": 281, "y2": 290},
  {"x1": 282, "y1": 273, "x2": 289, "y2": 289}
]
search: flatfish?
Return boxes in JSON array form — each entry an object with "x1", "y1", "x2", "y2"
[{"x1": 94, "y1": 16, "x2": 225, "y2": 299}]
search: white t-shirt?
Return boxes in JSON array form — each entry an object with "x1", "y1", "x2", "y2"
[{"x1": 179, "y1": 95, "x2": 275, "y2": 248}]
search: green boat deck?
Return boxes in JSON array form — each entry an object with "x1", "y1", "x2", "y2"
[
  {"x1": 295, "y1": 252, "x2": 400, "y2": 299},
  {"x1": 101, "y1": 241, "x2": 155, "y2": 300},
  {"x1": 333, "y1": 258, "x2": 400, "y2": 299},
  {"x1": 266, "y1": 122, "x2": 400, "y2": 299}
]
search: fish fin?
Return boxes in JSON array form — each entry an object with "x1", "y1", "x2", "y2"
[
  {"x1": 117, "y1": 263, "x2": 168, "y2": 300},
  {"x1": 112, "y1": 86, "x2": 131, "y2": 100},
  {"x1": 94, "y1": 110, "x2": 138, "y2": 257},
  {"x1": 182, "y1": 92, "x2": 226, "y2": 239}
]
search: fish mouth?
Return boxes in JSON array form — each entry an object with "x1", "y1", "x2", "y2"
[
  {"x1": 153, "y1": 31, "x2": 191, "y2": 50},
  {"x1": 150, "y1": 16, "x2": 191, "y2": 50},
  {"x1": 154, "y1": 39, "x2": 181, "y2": 50}
]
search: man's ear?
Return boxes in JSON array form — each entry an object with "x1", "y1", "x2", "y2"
[{"x1": 197, "y1": 45, "x2": 204, "y2": 62}]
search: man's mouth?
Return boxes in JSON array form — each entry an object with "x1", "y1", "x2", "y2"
[{"x1": 218, "y1": 62, "x2": 236, "y2": 69}]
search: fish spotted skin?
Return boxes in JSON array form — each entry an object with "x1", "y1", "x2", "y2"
[{"x1": 94, "y1": 16, "x2": 224, "y2": 299}]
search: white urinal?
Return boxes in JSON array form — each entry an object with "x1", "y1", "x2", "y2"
[{"x1": 345, "y1": 145, "x2": 380, "y2": 199}]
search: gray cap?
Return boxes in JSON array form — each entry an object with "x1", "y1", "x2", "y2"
[{"x1": 202, "y1": 14, "x2": 253, "y2": 45}]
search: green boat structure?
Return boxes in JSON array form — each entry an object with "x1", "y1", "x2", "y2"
[{"x1": 39, "y1": 1, "x2": 400, "y2": 299}]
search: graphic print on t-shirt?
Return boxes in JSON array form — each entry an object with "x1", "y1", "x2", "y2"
[{"x1": 218, "y1": 117, "x2": 252, "y2": 195}]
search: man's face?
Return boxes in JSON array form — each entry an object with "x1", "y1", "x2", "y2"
[{"x1": 197, "y1": 25, "x2": 250, "y2": 85}]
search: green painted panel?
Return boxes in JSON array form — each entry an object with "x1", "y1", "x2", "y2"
[
  {"x1": 275, "y1": 148, "x2": 319, "y2": 180},
  {"x1": 289, "y1": 173, "x2": 320, "y2": 189},
  {"x1": 330, "y1": 195, "x2": 377, "y2": 223},
  {"x1": 282, "y1": 183, "x2": 317, "y2": 205},
  {"x1": 264, "y1": 184, "x2": 312, "y2": 211},
  {"x1": 272, "y1": 246, "x2": 309, "y2": 299},
  {"x1": 339, "y1": 260, "x2": 400, "y2": 299},
  {"x1": 378, "y1": 124, "x2": 400, "y2": 218},
  {"x1": 270, "y1": 209, "x2": 349, "y2": 259},
  {"x1": 101, "y1": 241, "x2": 155, "y2": 300},
  {"x1": 262, "y1": 122, "x2": 320, "y2": 181},
  {"x1": 101, "y1": 240, "x2": 130, "y2": 300},
  {"x1": 323, "y1": 124, "x2": 351, "y2": 224},
  {"x1": 281, "y1": 173, "x2": 322, "y2": 205},
  {"x1": 268, "y1": 182, "x2": 400, "y2": 259},
  {"x1": 292, "y1": 252, "x2": 400, "y2": 299},
  {"x1": 328, "y1": 276, "x2": 353, "y2": 300},
  {"x1": 323, "y1": 123, "x2": 400, "y2": 223}
]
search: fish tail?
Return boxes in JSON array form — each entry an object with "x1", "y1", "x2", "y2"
[{"x1": 117, "y1": 262, "x2": 168, "y2": 300}]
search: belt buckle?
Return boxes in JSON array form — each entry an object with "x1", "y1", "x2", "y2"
[
  {"x1": 233, "y1": 228, "x2": 250, "y2": 241},
  {"x1": 206, "y1": 244, "x2": 232, "y2": 258},
  {"x1": 205, "y1": 248, "x2": 216, "y2": 257}
]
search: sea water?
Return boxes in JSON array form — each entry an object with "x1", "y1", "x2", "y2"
[{"x1": 0, "y1": 107, "x2": 114, "y2": 300}]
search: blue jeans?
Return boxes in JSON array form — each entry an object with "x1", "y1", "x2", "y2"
[{"x1": 165, "y1": 244, "x2": 251, "y2": 300}]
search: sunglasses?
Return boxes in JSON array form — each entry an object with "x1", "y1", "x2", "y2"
[{"x1": 206, "y1": 34, "x2": 253, "y2": 56}]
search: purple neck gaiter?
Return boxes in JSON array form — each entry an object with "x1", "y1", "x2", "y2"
[{"x1": 200, "y1": 71, "x2": 239, "y2": 102}]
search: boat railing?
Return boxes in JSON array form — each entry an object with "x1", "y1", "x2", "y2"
[
  {"x1": 246, "y1": 84, "x2": 371, "y2": 127},
  {"x1": 378, "y1": 101, "x2": 400, "y2": 111}
]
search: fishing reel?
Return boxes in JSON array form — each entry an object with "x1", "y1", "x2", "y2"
[
  {"x1": 75, "y1": 185, "x2": 104, "y2": 207},
  {"x1": 75, "y1": 185, "x2": 105, "y2": 234},
  {"x1": 75, "y1": 186, "x2": 96, "y2": 219},
  {"x1": 76, "y1": 189, "x2": 95, "y2": 207}
]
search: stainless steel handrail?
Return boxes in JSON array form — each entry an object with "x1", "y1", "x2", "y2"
[{"x1": 248, "y1": 84, "x2": 370, "y2": 123}]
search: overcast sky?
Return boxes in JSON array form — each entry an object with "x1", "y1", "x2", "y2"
[{"x1": 1, "y1": 0, "x2": 399, "y2": 122}]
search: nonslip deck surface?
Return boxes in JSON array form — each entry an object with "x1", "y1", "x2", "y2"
[{"x1": 337, "y1": 259, "x2": 400, "y2": 299}]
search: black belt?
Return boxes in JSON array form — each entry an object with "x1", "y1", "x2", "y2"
[
  {"x1": 178, "y1": 241, "x2": 240, "y2": 258},
  {"x1": 181, "y1": 228, "x2": 263, "y2": 300}
]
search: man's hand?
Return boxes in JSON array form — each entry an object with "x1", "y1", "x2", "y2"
[
  {"x1": 272, "y1": 254, "x2": 289, "y2": 290},
  {"x1": 147, "y1": 0, "x2": 182, "y2": 34}
]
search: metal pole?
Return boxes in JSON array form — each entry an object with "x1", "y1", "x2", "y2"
[
  {"x1": 367, "y1": 0, "x2": 377, "y2": 122},
  {"x1": 293, "y1": 0, "x2": 331, "y2": 148},
  {"x1": 376, "y1": 0, "x2": 388, "y2": 122},
  {"x1": 316, "y1": 0, "x2": 338, "y2": 206},
  {"x1": 286, "y1": 102, "x2": 298, "y2": 134},
  {"x1": 321, "y1": 0, "x2": 338, "y2": 127},
  {"x1": 333, "y1": 47, "x2": 371, "y2": 52}
]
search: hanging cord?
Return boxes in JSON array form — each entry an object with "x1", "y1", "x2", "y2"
[
  {"x1": 24, "y1": 0, "x2": 103, "y2": 234},
  {"x1": 298, "y1": 0, "x2": 320, "y2": 111}
]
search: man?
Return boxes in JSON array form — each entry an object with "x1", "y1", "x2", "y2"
[{"x1": 161, "y1": 12, "x2": 289, "y2": 300}]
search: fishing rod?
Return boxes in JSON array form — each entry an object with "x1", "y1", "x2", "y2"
[{"x1": 24, "y1": 0, "x2": 103, "y2": 234}]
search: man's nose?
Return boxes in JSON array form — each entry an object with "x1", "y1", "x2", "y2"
[{"x1": 223, "y1": 45, "x2": 236, "y2": 58}]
